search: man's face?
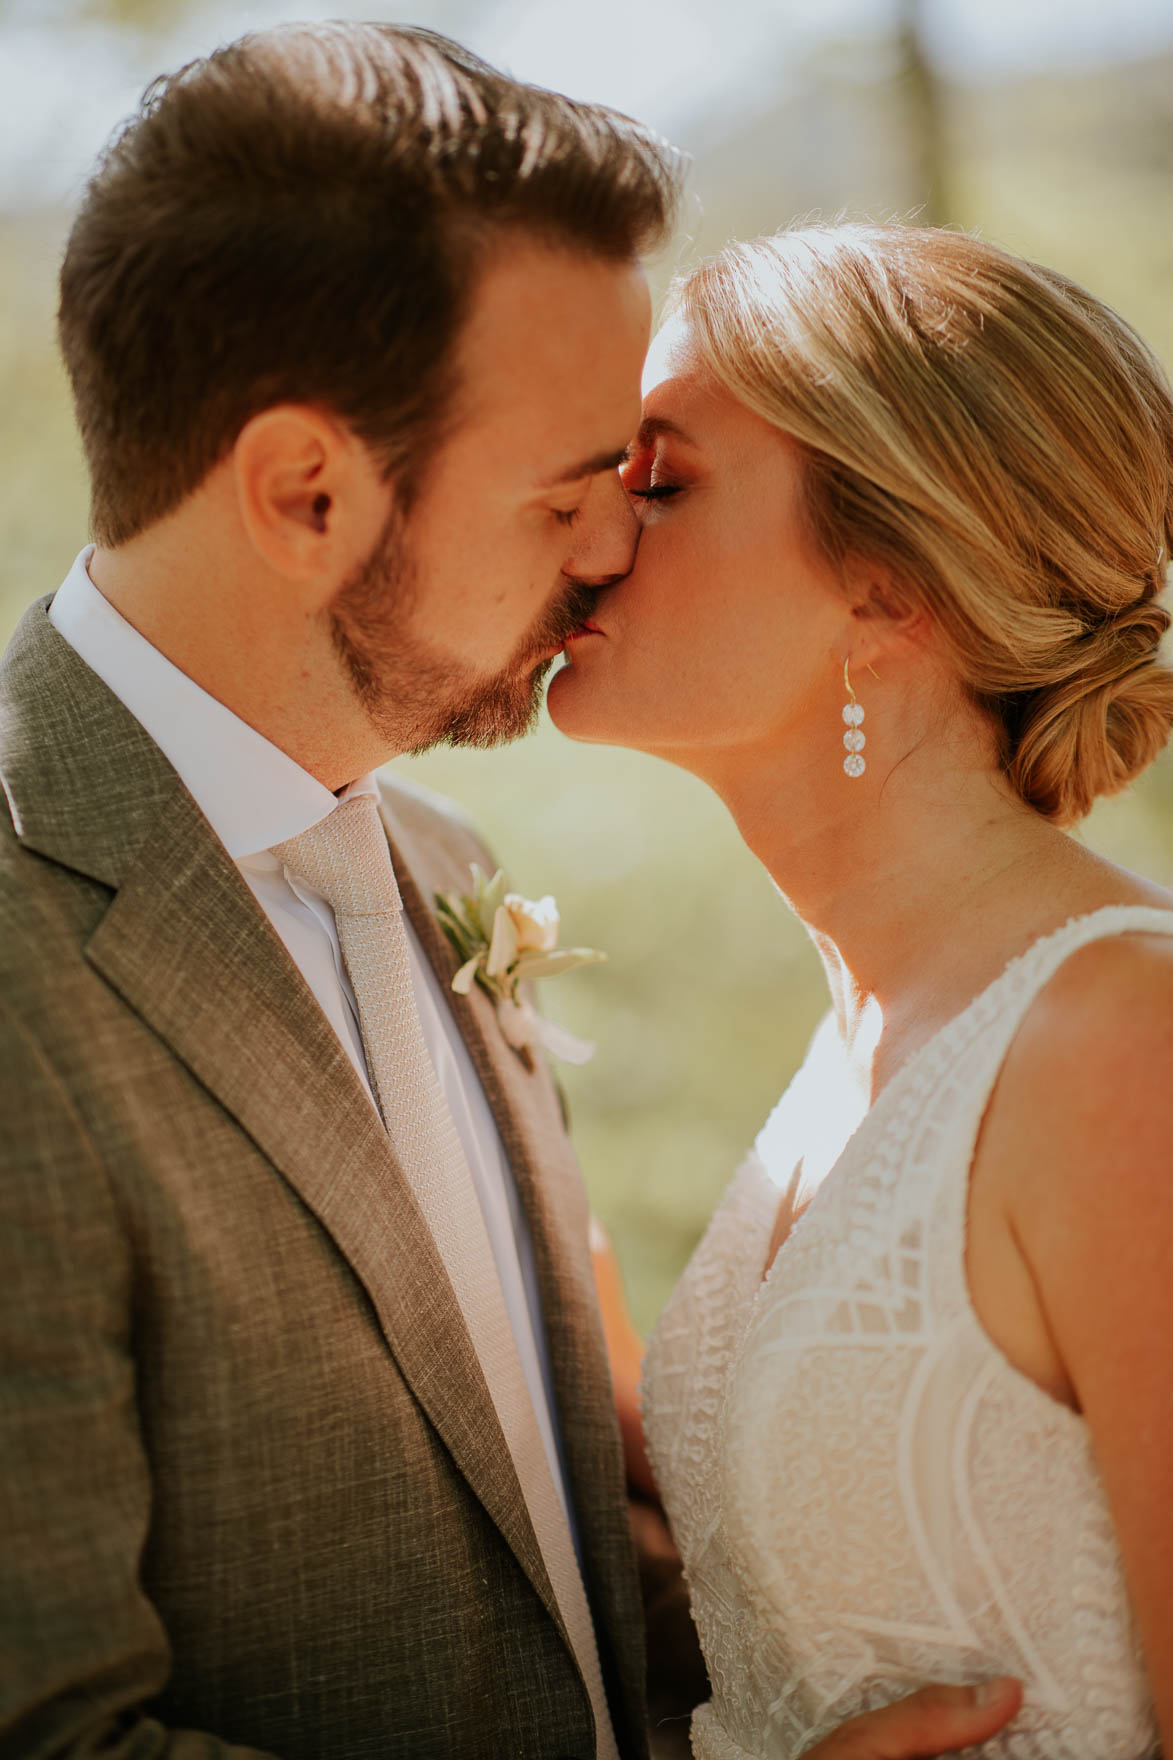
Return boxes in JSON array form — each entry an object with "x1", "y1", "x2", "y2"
[{"x1": 329, "y1": 240, "x2": 652, "y2": 752}]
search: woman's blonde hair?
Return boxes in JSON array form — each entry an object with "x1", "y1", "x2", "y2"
[{"x1": 672, "y1": 224, "x2": 1173, "y2": 824}]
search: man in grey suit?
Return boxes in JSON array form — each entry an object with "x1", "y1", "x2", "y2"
[
  {"x1": 1, "y1": 24, "x2": 676, "y2": 1757},
  {"x1": 0, "y1": 20, "x2": 1021, "y2": 1759}
]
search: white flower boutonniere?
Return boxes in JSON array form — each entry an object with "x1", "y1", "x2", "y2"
[{"x1": 434, "y1": 864, "x2": 606, "y2": 1069}]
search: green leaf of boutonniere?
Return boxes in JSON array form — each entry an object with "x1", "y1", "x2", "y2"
[
  {"x1": 434, "y1": 895, "x2": 477, "y2": 961},
  {"x1": 476, "y1": 868, "x2": 508, "y2": 940}
]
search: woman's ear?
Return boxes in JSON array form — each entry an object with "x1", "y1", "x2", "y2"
[
  {"x1": 232, "y1": 405, "x2": 392, "y2": 596},
  {"x1": 846, "y1": 561, "x2": 931, "y2": 660}
]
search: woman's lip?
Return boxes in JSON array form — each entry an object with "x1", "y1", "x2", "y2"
[{"x1": 565, "y1": 621, "x2": 604, "y2": 642}]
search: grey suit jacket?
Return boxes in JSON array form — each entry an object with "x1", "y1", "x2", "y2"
[{"x1": 0, "y1": 598, "x2": 647, "y2": 1759}]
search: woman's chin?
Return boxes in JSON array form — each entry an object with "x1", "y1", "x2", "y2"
[{"x1": 546, "y1": 656, "x2": 622, "y2": 745}]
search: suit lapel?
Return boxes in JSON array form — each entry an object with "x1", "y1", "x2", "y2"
[
  {"x1": 390, "y1": 812, "x2": 648, "y2": 1743},
  {"x1": 0, "y1": 602, "x2": 560, "y2": 1638}
]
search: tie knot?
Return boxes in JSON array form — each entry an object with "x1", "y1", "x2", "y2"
[{"x1": 271, "y1": 794, "x2": 402, "y2": 919}]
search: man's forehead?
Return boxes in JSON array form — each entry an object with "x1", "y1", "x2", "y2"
[
  {"x1": 447, "y1": 363, "x2": 643, "y2": 490},
  {"x1": 455, "y1": 245, "x2": 647, "y2": 386},
  {"x1": 423, "y1": 245, "x2": 648, "y2": 491},
  {"x1": 440, "y1": 362, "x2": 639, "y2": 484}
]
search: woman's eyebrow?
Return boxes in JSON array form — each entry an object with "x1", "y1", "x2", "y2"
[{"x1": 634, "y1": 414, "x2": 693, "y2": 450}]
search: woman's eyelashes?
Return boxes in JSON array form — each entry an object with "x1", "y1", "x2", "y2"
[
  {"x1": 628, "y1": 483, "x2": 681, "y2": 502},
  {"x1": 553, "y1": 505, "x2": 583, "y2": 527},
  {"x1": 621, "y1": 460, "x2": 682, "y2": 504}
]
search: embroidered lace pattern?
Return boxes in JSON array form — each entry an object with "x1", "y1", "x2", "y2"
[{"x1": 642, "y1": 908, "x2": 1172, "y2": 1760}]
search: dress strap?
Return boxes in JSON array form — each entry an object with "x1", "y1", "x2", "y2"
[
  {"x1": 978, "y1": 904, "x2": 1173, "y2": 1037},
  {"x1": 926, "y1": 904, "x2": 1173, "y2": 1106},
  {"x1": 885, "y1": 905, "x2": 1173, "y2": 1332}
]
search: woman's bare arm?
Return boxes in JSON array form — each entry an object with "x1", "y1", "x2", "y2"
[
  {"x1": 979, "y1": 931, "x2": 1173, "y2": 1747},
  {"x1": 590, "y1": 1215, "x2": 658, "y2": 1500}
]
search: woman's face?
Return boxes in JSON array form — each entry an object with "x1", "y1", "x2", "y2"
[{"x1": 547, "y1": 316, "x2": 857, "y2": 778}]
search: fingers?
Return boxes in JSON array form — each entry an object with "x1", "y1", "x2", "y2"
[{"x1": 801, "y1": 1678, "x2": 1024, "y2": 1759}]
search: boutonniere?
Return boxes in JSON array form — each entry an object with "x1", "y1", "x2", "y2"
[{"x1": 434, "y1": 864, "x2": 606, "y2": 1070}]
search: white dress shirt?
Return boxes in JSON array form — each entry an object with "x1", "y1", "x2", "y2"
[{"x1": 49, "y1": 548, "x2": 580, "y2": 1543}]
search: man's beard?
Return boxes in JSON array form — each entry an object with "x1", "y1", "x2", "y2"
[{"x1": 328, "y1": 510, "x2": 599, "y2": 755}]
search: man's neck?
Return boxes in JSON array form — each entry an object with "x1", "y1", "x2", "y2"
[{"x1": 88, "y1": 531, "x2": 393, "y2": 790}]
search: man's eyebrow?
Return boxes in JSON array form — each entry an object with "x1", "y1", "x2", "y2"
[{"x1": 537, "y1": 445, "x2": 632, "y2": 489}]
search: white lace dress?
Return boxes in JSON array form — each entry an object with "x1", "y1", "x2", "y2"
[{"x1": 641, "y1": 907, "x2": 1173, "y2": 1760}]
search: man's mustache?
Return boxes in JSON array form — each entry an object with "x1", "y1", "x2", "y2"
[{"x1": 525, "y1": 579, "x2": 600, "y2": 657}]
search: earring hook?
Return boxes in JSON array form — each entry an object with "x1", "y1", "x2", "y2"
[{"x1": 844, "y1": 657, "x2": 880, "y2": 698}]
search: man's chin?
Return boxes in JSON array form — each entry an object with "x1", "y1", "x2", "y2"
[{"x1": 412, "y1": 658, "x2": 554, "y2": 754}]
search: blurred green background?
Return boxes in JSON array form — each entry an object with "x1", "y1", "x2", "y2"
[{"x1": 3, "y1": 0, "x2": 1172, "y2": 1333}]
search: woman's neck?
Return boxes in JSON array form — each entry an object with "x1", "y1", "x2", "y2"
[{"x1": 699, "y1": 728, "x2": 1088, "y2": 1090}]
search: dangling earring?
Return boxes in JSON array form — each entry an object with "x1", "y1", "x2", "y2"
[{"x1": 842, "y1": 658, "x2": 866, "y2": 777}]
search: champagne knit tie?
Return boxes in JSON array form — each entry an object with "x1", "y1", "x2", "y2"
[{"x1": 271, "y1": 796, "x2": 617, "y2": 1760}]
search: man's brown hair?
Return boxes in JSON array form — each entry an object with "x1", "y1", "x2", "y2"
[{"x1": 58, "y1": 22, "x2": 682, "y2": 547}]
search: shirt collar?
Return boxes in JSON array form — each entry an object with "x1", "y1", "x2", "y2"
[{"x1": 49, "y1": 547, "x2": 379, "y2": 861}]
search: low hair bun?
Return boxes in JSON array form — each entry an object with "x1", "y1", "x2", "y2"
[
  {"x1": 1007, "y1": 592, "x2": 1173, "y2": 825},
  {"x1": 675, "y1": 223, "x2": 1173, "y2": 822}
]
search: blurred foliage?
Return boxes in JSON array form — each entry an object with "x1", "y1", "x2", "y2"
[
  {"x1": 2, "y1": 21, "x2": 1172, "y2": 1331},
  {"x1": 0, "y1": 0, "x2": 179, "y2": 24}
]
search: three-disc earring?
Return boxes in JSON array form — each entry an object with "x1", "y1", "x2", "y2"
[{"x1": 842, "y1": 658, "x2": 866, "y2": 777}]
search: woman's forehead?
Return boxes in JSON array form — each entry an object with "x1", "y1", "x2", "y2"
[{"x1": 641, "y1": 314, "x2": 700, "y2": 399}]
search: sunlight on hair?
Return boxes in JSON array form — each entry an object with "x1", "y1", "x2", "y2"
[{"x1": 675, "y1": 223, "x2": 1173, "y2": 825}]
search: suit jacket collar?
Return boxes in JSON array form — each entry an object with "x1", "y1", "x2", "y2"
[
  {"x1": 46, "y1": 548, "x2": 380, "y2": 859},
  {"x1": 1, "y1": 596, "x2": 182, "y2": 888}
]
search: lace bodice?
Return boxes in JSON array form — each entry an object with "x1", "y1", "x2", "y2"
[{"x1": 642, "y1": 908, "x2": 1173, "y2": 1760}]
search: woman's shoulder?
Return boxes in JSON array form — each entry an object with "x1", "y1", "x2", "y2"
[
  {"x1": 985, "y1": 864, "x2": 1173, "y2": 1048},
  {"x1": 986, "y1": 908, "x2": 1173, "y2": 1220},
  {"x1": 1018, "y1": 910, "x2": 1173, "y2": 1070}
]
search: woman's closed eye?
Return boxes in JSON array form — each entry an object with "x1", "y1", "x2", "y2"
[
  {"x1": 627, "y1": 483, "x2": 682, "y2": 503},
  {"x1": 620, "y1": 445, "x2": 686, "y2": 509},
  {"x1": 621, "y1": 460, "x2": 684, "y2": 504}
]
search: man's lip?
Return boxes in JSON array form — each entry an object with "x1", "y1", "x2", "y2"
[{"x1": 565, "y1": 620, "x2": 604, "y2": 642}]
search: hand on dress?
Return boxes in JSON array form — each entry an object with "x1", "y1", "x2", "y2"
[{"x1": 800, "y1": 1678, "x2": 1023, "y2": 1758}]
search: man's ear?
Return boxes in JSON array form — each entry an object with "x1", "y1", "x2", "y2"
[{"x1": 232, "y1": 405, "x2": 391, "y2": 591}]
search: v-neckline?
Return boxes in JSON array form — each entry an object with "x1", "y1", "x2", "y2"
[{"x1": 754, "y1": 902, "x2": 1173, "y2": 1296}]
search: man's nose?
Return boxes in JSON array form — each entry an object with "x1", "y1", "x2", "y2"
[{"x1": 563, "y1": 469, "x2": 639, "y2": 586}]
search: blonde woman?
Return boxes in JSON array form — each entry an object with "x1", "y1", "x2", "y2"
[{"x1": 550, "y1": 226, "x2": 1173, "y2": 1756}]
